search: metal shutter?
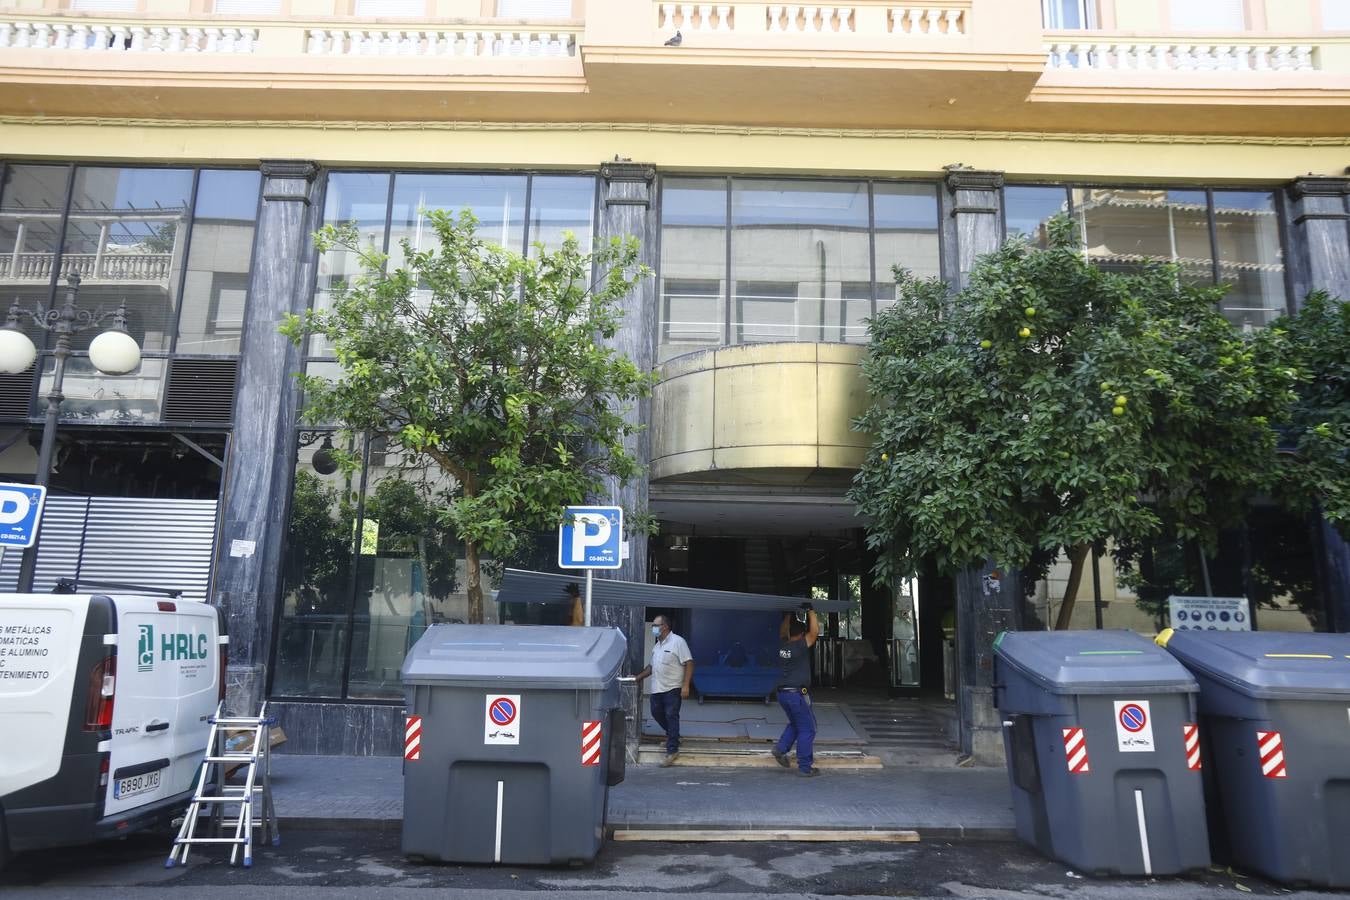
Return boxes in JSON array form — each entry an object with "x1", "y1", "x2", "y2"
[
  {"x1": 0, "y1": 495, "x2": 218, "y2": 602},
  {"x1": 0, "y1": 368, "x2": 34, "y2": 419},
  {"x1": 497, "y1": 0, "x2": 572, "y2": 17},
  {"x1": 1169, "y1": 0, "x2": 1246, "y2": 30}
]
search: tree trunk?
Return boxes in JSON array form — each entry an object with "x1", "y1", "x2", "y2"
[
  {"x1": 1053, "y1": 543, "x2": 1091, "y2": 631},
  {"x1": 465, "y1": 538, "x2": 484, "y2": 625}
]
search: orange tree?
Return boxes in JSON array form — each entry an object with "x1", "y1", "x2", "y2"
[
  {"x1": 848, "y1": 217, "x2": 1297, "y2": 626},
  {"x1": 282, "y1": 210, "x2": 656, "y2": 624}
]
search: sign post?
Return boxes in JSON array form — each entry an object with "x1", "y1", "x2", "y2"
[
  {"x1": 0, "y1": 483, "x2": 47, "y2": 585},
  {"x1": 558, "y1": 505, "x2": 623, "y2": 625}
]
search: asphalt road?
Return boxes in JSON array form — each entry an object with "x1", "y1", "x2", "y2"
[{"x1": 2, "y1": 827, "x2": 1347, "y2": 900}]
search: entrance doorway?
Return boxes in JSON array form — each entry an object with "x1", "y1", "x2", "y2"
[{"x1": 650, "y1": 529, "x2": 927, "y2": 696}]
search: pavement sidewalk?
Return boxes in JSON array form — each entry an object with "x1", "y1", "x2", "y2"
[{"x1": 270, "y1": 754, "x2": 1016, "y2": 840}]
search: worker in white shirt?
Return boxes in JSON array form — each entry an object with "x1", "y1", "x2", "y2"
[{"x1": 634, "y1": 614, "x2": 694, "y2": 767}]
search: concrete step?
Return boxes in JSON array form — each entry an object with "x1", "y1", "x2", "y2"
[{"x1": 637, "y1": 745, "x2": 883, "y2": 769}]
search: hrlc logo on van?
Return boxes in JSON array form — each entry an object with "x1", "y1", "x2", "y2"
[
  {"x1": 138, "y1": 624, "x2": 155, "y2": 672},
  {"x1": 136, "y1": 624, "x2": 209, "y2": 672}
]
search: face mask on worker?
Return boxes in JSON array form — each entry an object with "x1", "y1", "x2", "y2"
[{"x1": 652, "y1": 625, "x2": 662, "y2": 639}]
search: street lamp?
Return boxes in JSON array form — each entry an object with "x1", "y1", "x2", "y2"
[{"x1": 0, "y1": 273, "x2": 142, "y2": 591}]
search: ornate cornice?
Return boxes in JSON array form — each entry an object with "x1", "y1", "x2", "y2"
[
  {"x1": 1288, "y1": 176, "x2": 1350, "y2": 200},
  {"x1": 945, "y1": 165, "x2": 1005, "y2": 194},
  {"x1": 600, "y1": 160, "x2": 656, "y2": 184},
  {"x1": 3, "y1": 116, "x2": 1350, "y2": 148},
  {"x1": 260, "y1": 159, "x2": 319, "y2": 181}
]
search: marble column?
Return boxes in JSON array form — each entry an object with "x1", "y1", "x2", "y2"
[
  {"x1": 1287, "y1": 177, "x2": 1350, "y2": 302},
  {"x1": 594, "y1": 161, "x2": 657, "y2": 760},
  {"x1": 946, "y1": 166, "x2": 1020, "y2": 763},
  {"x1": 1287, "y1": 177, "x2": 1350, "y2": 633},
  {"x1": 213, "y1": 160, "x2": 320, "y2": 716}
]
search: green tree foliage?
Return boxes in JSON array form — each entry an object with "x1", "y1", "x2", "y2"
[
  {"x1": 849, "y1": 217, "x2": 1297, "y2": 624},
  {"x1": 282, "y1": 210, "x2": 656, "y2": 623},
  {"x1": 1272, "y1": 291, "x2": 1350, "y2": 537}
]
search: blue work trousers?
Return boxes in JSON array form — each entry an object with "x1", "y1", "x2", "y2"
[
  {"x1": 650, "y1": 688, "x2": 682, "y2": 754},
  {"x1": 774, "y1": 688, "x2": 817, "y2": 772}
]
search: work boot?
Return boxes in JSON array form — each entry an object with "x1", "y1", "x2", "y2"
[
  {"x1": 772, "y1": 749, "x2": 790, "y2": 768},
  {"x1": 797, "y1": 767, "x2": 821, "y2": 778},
  {"x1": 659, "y1": 752, "x2": 679, "y2": 767}
]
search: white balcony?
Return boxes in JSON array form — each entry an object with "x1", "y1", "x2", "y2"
[
  {"x1": 0, "y1": 20, "x2": 259, "y2": 54},
  {"x1": 1046, "y1": 38, "x2": 1318, "y2": 73},
  {"x1": 0, "y1": 251, "x2": 173, "y2": 284}
]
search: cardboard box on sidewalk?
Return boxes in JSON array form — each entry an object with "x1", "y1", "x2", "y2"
[{"x1": 223, "y1": 725, "x2": 287, "y2": 778}]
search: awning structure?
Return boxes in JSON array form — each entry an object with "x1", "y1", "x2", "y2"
[{"x1": 494, "y1": 568, "x2": 851, "y2": 614}]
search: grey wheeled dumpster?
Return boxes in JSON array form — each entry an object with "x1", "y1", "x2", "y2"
[
  {"x1": 400, "y1": 624, "x2": 627, "y2": 866},
  {"x1": 1160, "y1": 630, "x2": 1350, "y2": 888},
  {"x1": 994, "y1": 630, "x2": 1210, "y2": 876}
]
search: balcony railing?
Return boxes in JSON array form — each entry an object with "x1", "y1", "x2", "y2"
[
  {"x1": 1046, "y1": 39, "x2": 1318, "y2": 73},
  {"x1": 0, "y1": 252, "x2": 173, "y2": 283},
  {"x1": 304, "y1": 27, "x2": 576, "y2": 58},
  {"x1": 654, "y1": 2, "x2": 971, "y2": 37},
  {"x1": 0, "y1": 21, "x2": 259, "y2": 53}
]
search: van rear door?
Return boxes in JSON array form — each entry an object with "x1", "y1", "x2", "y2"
[
  {"x1": 0, "y1": 594, "x2": 89, "y2": 800},
  {"x1": 103, "y1": 598, "x2": 179, "y2": 817},
  {"x1": 169, "y1": 601, "x2": 223, "y2": 799}
]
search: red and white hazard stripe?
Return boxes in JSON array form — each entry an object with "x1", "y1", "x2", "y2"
[
  {"x1": 404, "y1": 715, "x2": 422, "y2": 761},
  {"x1": 1183, "y1": 724, "x2": 1201, "y2": 771},
  {"x1": 581, "y1": 720, "x2": 602, "y2": 766},
  {"x1": 1257, "y1": 730, "x2": 1287, "y2": 779},
  {"x1": 1062, "y1": 727, "x2": 1090, "y2": 774}
]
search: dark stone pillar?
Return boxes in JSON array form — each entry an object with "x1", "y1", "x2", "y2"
[
  {"x1": 946, "y1": 165, "x2": 1019, "y2": 763},
  {"x1": 1287, "y1": 177, "x2": 1350, "y2": 632},
  {"x1": 594, "y1": 161, "x2": 657, "y2": 756},
  {"x1": 1287, "y1": 177, "x2": 1350, "y2": 302},
  {"x1": 213, "y1": 160, "x2": 320, "y2": 716}
]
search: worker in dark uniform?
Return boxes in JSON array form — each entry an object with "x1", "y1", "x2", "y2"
[{"x1": 772, "y1": 602, "x2": 820, "y2": 777}]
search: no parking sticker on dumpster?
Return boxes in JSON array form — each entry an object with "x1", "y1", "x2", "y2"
[
  {"x1": 485, "y1": 694, "x2": 521, "y2": 746},
  {"x1": 1114, "y1": 700, "x2": 1155, "y2": 752}
]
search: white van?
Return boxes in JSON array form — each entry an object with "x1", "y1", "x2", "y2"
[{"x1": 0, "y1": 592, "x2": 227, "y2": 866}]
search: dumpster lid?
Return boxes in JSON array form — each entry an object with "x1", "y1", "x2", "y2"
[
  {"x1": 401, "y1": 624, "x2": 626, "y2": 689},
  {"x1": 1162, "y1": 631, "x2": 1350, "y2": 701},
  {"x1": 994, "y1": 630, "x2": 1197, "y2": 695}
]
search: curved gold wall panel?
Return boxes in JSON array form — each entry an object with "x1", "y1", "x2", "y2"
[{"x1": 650, "y1": 342, "x2": 871, "y2": 482}]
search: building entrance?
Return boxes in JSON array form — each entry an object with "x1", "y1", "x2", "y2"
[{"x1": 650, "y1": 529, "x2": 939, "y2": 697}]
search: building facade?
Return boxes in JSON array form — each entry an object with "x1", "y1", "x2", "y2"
[{"x1": 0, "y1": 0, "x2": 1347, "y2": 760}]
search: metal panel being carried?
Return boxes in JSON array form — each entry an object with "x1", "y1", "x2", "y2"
[{"x1": 494, "y1": 568, "x2": 850, "y2": 613}]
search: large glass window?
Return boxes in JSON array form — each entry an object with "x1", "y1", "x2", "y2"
[
  {"x1": 60, "y1": 167, "x2": 194, "y2": 353},
  {"x1": 1212, "y1": 191, "x2": 1286, "y2": 330},
  {"x1": 0, "y1": 165, "x2": 69, "y2": 347},
  {"x1": 278, "y1": 170, "x2": 597, "y2": 699},
  {"x1": 659, "y1": 178, "x2": 727, "y2": 362},
  {"x1": 1076, "y1": 188, "x2": 1215, "y2": 286},
  {"x1": 1043, "y1": 0, "x2": 1096, "y2": 29},
  {"x1": 177, "y1": 170, "x2": 262, "y2": 355},
  {"x1": 658, "y1": 177, "x2": 941, "y2": 360},
  {"x1": 1064, "y1": 186, "x2": 1288, "y2": 326},
  {"x1": 873, "y1": 183, "x2": 941, "y2": 313},
  {"x1": 732, "y1": 180, "x2": 872, "y2": 345},
  {"x1": 1004, "y1": 185, "x2": 1071, "y2": 247},
  {"x1": 0, "y1": 163, "x2": 261, "y2": 424}
]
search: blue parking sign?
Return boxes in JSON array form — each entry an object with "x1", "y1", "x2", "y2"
[
  {"x1": 558, "y1": 506, "x2": 623, "y2": 569},
  {"x1": 0, "y1": 483, "x2": 47, "y2": 549}
]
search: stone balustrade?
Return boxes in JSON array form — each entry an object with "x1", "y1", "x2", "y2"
[
  {"x1": 655, "y1": 3, "x2": 970, "y2": 37},
  {"x1": 0, "y1": 20, "x2": 259, "y2": 53},
  {"x1": 305, "y1": 27, "x2": 576, "y2": 57},
  {"x1": 1046, "y1": 40, "x2": 1317, "y2": 73},
  {"x1": 0, "y1": 251, "x2": 173, "y2": 282}
]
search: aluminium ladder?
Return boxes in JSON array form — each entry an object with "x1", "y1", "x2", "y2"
[{"x1": 166, "y1": 701, "x2": 280, "y2": 868}]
